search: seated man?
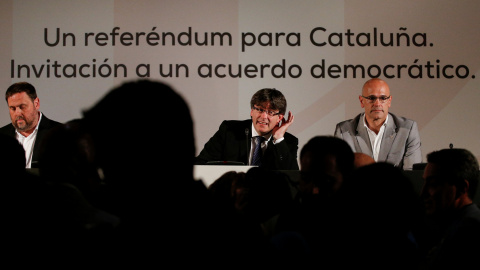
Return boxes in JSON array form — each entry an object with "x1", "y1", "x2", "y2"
[
  {"x1": 0, "y1": 82, "x2": 61, "y2": 168},
  {"x1": 420, "y1": 148, "x2": 480, "y2": 269},
  {"x1": 334, "y1": 78, "x2": 421, "y2": 170},
  {"x1": 195, "y1": 88, "x2": 299, "y2": 170}
]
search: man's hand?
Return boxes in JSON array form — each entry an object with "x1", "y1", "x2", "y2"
[{"x1": 272, "y1": 111, "x2": 294, "y2": 142}]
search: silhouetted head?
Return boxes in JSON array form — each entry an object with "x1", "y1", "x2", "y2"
[
  {"x1": 0, "y1": 133, "x2": 26, "y2": 173},
  {"x1": 237, "y1": 167, "x2": 293, "y2": 223},
  {"x1": 37, "y1": 119, "x2": 102, "y2": 200},
  {"x1": 343, "y1": 162, "x2": 422, "y2": 230},
  {"x1": 299, "y1": 136, "x2": 355, "y2": 195},
  {"x1": 82, "y1": 80, "x2": 195, "y2": 187},
  {"x1": 422, "y1": 148, "x2": 479, "y2": 216}
]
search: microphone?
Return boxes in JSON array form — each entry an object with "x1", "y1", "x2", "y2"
[
  {"x1": 449, "y1": 143, "x2": 453, "y2": 149},
  {"x1": 245, "y1": 128, "x2": 250, "y2": 165}
]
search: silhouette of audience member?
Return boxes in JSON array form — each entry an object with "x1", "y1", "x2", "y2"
[
  {"x1": 296, "y1": 135, "x2": 355, "y2": 205},
  {"x1": 81, "y1": 80, "x2": 231, "y2": 264},
  {"x1": 336, "y1": 162, "x2": 425, "y2": 269},
  {"x1": 239, "y1": 167, "x2": 294, "y2": 235},
  {"x1": 207, "y1": 170, "x2": 250, "y2": 249},
  {"x1": 38, "y1": 119, "x2": 104, "y2": 199},
  {"x1": 273, "y1": 136, "x2": 355, "y2": 262},
  {"x1": 36, "y1": 119, "x2": 120, "y2": 243},
  {"x1": 0, "y1": 133, "x2": 50, "y2": 254},
  {"x1": 419, "y1": 148, "x2": 480, "y2": 269},
  {"x1": 207, "y1": 167, "x2": 316, "y2": 267},
  {"x1": 208, "y1": 170, "x2": 245, "y2": 215},
  {"x1": 241, "y1": 167, "x2": 299, "y2": 265},
  {"x1": 0, "y1": 133, "x2": 26, "y2": 176},
  {"x1": 354, "y1": 152, "x2": 375, "y2": 169},
  {"x1": 208, "y1": 167, "x2": 295, "y2": 264}
]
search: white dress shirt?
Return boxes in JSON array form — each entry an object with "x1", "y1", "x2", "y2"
[
  {"x1": 16, "y1": 112, "x2": 42, "y2": 168},
  {"x1": 363, "y1": 114, "x2": 389, "y2": 162}
]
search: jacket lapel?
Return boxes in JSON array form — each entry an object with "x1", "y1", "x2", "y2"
[
  {"x1": 355, "y1": 114, "x2": 373, "y2": 157},
  {"x1": 378, "y1": 116, "x2": 397, "y2": 161},
  {"x1": 241, "y1": 120, "x2": 252, "y2": 165}
]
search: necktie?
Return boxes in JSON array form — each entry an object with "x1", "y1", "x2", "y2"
[{"x1": 251, "y1": 136, "x2": 265, "y2": 166}]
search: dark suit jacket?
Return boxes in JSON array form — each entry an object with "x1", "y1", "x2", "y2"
[
  {"x1": 195, "y1": 119, "x2": 299, "y2": 170},
  {"x1": 334, "y1": 112, "x2": 422, "y2": 170},
  {"x1": 426, "y1": 203, "x2": 480, "y2": 269},
  {"x1": 0, "y1": 114, "x2": 62, "y2": 167}
]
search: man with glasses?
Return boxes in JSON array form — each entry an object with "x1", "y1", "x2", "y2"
[
  {"x1": 334, "y1": 78, "x2": 421, "y2": 170},
  {"x1": 195, "y1": 88, "x2": 299, "y2": 170}
]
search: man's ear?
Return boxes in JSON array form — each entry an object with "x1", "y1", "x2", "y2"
[
  {"x1": 455, "y1": 179, "x2": 470, "y2": 199},
  {"x1": 359, "y1": 95, "x2": 365, "y2": 108},
  {"x1": 277, "y1": 114, "x2": 284, "y2": 125},
  {"x1": 34, "y1": 97, "x2": 40, "y2": 110}
]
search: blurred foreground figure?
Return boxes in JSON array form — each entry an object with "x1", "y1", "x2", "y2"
[
  {"x1": 419, "y1": 148, "x2": 480, "y2": 269},
  {"x1": 82, "y1": 80, "x2": 230, "y2": 264}
]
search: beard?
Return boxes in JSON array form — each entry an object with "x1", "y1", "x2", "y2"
[{"x1": 13, "y1": 116, "x2": 33, "y2": 131}]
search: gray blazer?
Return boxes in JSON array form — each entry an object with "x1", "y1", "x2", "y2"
[{"x1": 334, "y1": 113, "x2": 422, "y2": 170}]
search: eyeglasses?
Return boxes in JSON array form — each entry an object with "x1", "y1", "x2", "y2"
[
  {"x1": 361, "y1": 95, "x2": 391, "y2": 103},
  {"x1": 252, "y1": 106, "x2": 280, "y2": 117}
]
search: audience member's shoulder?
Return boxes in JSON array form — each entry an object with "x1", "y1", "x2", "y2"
[
  {"x1": 41, "y1": 114, "x2": 63, "y2": 127},
  {"x1": 464, "y1": 203, "x2": 480, "y2": 222},
  {"x1": 0, "y1": 132, "x2": 25, "y2": 171}
]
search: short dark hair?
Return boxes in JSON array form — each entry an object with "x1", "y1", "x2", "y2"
[
  {"x1": 426, "y1": 148, "x2": 479, "y2": 199},
  {"x1": 5, "y1": 82, "x2": 37, "y2": 102},
  {"x1": 82, "y1": 79, "x2": 195, "y2": 183},
  {"x1": 300, "y1": 135, "x2": 355, "y2": 178},
  {"x1": 250, "y1": 88, "x2": 287, "y2": 115}
]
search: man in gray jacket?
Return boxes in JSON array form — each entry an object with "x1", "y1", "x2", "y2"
[{"x1": 334, "y1": 78, "x2": 421, "y2": 170}]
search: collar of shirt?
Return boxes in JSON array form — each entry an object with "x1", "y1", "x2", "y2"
[
  {"x1": 362, "y1": 113, "x2": 389, "y2": 130},
  {"x1": 251, "y1": 123, "x2": 272, "y2": 143}
]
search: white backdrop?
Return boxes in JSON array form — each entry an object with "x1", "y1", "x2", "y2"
[{"x1": 1, "y1": 0, "x2": 479, "y2": 163}]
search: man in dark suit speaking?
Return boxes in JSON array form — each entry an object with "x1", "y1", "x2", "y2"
[
  {"x1": 334, "y1": 78, "x2": 422, "y2": 170},
  {"x1": 0, "y1": 82, "x2": 61, "y2": 168},
  {"x1": 195, "y1": 88, "x2": 299, "y2": 170}
]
